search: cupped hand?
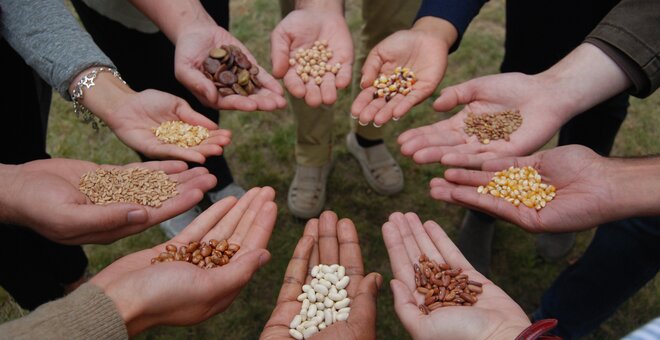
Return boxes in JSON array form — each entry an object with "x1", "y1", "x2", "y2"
[
  {"x1": 91, "y1": 187, "x2": 277, "y2": 336},
  {"x1": 383, "y1": 212, "x2": 530, "y2": 340},
  {"x1": 5, "y1": 158, "x2": 216, "y2": 244},
  {"x1": 271, "y1": 9, "x2": 353, "y2": 107},
  {"x1": 398, "y1": 72, "x2": 571, "y2": 169},
  {"x1": 261, "y1": 211, "x2": 382, "y2": 340},
  {"x1": 351, "y1": 29, "x2": 449, "y2": 126},
  {"x1": 105, "y1": 89, "x2": 232, "y2": 164},
  {"x1": 175, "y1": 25, "x2": 286, "y2": 111},
  {"x1": 428, "y1": 145, "x2": 614, "y2": 233}
]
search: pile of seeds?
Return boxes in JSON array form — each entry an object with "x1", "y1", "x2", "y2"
[
  {"x1": 478, "y1": 166, "x2": 556, "y2": 210},
  {"x1": 414, "y1": 254, "x2": 483, "y2": 314},
  {"x1": 371, "y1": 66, "x2": 416, "y2": 102},
  {"x1": 203, "y1": 45, "x2": 262, "y2": 97},
  {"x1": 463, "y1": 110, "x2": 523, "y2": 144},
  {"x1": 289, "y1": 40, "x2": 342, "y2": 85},
  {"x1": 150, "y1": 239, "x2": 239, "y2": 269},
  {"x1": 289, "y1": 264, "x2": 351, "y2": 339},
  {"x1": 152, "y1": 121, "x2": 209, "y2": 148},
  {"x1": 79, "y1": 168, "x2": 177, "y2": 207}
]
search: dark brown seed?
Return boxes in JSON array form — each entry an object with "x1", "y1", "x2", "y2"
[
  {"x1": 250, "y1": 74, "x2": 262, "y2": 88},
  {"x1": 219, "y1": 87, "x2": 235, "y2": 97},
  {"x1": 249, "y1": 66, "x2": 260, "y2": 75},
  {"x1": 213, "y1": 63, "x2": 228, "y2": 81},
  {"x1": 219, "y1": 71, "x2": 237, "y2": 86},
  {"x1": 414, "y1": 273, "x2": 421, "y2": 287},
  {"x1": 210, "y1": 47, "x2": 228, "y2": 59},
  {"x1": 232, "y1": 83, "x2": 248, "y2": 96},
  {"x1": 235, "y1": 56, "x2": 252, "y2": 69},
  {"x1": 413, "y1": 263, "x2": 421, "y2": 274},
  {"x1": 203, "y1": 58, "x2": 221, "y2": 74},
  {"x1": 372, "y1": 91, "x2": 379, "y2": 100},
  {"x1": 238, "y1": 69, "x2": 251, "y2": 86},
  {"x1": 418, "y1": 304, "x2": 429, "y2": 315},
  {"x1": 245, "y1": 81, "x2": 255, "y2": 94}
]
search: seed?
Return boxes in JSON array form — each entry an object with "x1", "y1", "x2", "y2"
[
  {"x1": 418, "y1": 304, "x2": 429, "y2": 315},
  {"x1": 79, "y1": 168, "x2": 178, "y2": 207},
  {"x1": 209, "y1": 47, "x2": 228, "y2": 59}
]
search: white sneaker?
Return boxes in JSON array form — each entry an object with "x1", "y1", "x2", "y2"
[
  {"x1": 287, "y1": 163, "x2": 332, "y2": 219},
  {"x1": 207, "y1": 182, "x2": 246, "y2": 203},
  {"x1": 159, "y1": 206, "x2": 202, "y2": 238},
  {"x1": 346, "y1": 133, "x2": 404, "y2": 195}
]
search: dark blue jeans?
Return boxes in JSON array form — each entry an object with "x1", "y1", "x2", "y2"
[{"x1": 533, "y1": 216, "x2": 660, "y2": 339}]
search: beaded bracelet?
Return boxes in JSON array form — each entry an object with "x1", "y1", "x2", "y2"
[{"x1": 71, "y1": 67, "x2": 126, "y2": 130}]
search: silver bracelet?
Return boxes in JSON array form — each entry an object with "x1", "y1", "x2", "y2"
[{"x1": 71, "y1": 67, "x2": 126, "y2": 130}]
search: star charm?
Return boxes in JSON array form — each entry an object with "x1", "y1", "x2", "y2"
[{"x1": 81, "y1": 75, "x2": 96, "y2": 88}]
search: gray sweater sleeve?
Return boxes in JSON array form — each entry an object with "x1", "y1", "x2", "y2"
[{"x1": 0, "y1": 0, "x2": 116, "y2": 100}]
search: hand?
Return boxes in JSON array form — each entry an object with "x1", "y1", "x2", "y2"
[
  {"x1": 174, "y1": 25, "x2": 287, "y2": 111},
  {"x1": 382, "y1": 212, "x2": 530, "y2": 339},
  {"x1": 261, "y1": 211, "x2": 382, "y2": 340},
  {"x1": 428, "y1": 145, "x2": 622, "y2": 232},
  {"x1": 271, "y1": 6, "x2": 353, "y2": 107},
  {"x1": 2, "y1": 158, "x2": 216, "y2": 244},
  {"x1": 398, "y1": 72, "x2": 571, "y2": 169},
  {"x1": 104, "y1": 89, "x2": 233, "y2": 164},
  {"x1": 352, "y1": 18, "x2": 455, "y2": 126},
  {"x1": 91, "y1": 187, "x2": 277, "y2": 336}
]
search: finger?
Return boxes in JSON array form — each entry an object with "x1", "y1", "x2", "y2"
[
  {"x1": 428, "y1": 178, "x2": 460, "y2": 204},
  {"x1": 372, "y1": 94, "x2": 405, "y2": 126},
  {"x1": 208, "y1": 248, "x2": 271, "y2": 294},
  {"x1": 256, "y1": 66, "x2": 286, "y2": 96},
  {"x1": 403, "y1": 212, "x2": 444, "y2": 264},
  {"x1": 167, "y1": 166, "x2": 210, "y2": 184},
  {"x1": 233, "y1": 202, "x2": 277, "y2": 258},
  {"x1": 176, "y1": 63, "x2": 219, "y2": 108},
  {"x1": 146, "y1": 143, "x2": 207, "y2": 164},
  {"x1": 399, "y1": 129, "x2": 466, "y2": 156},
  {"x1": 249, "y1": 93, "x2": 278, "y2": 112},
  {"x1": 303, "y1": 78, "x2": 323, "y2": 108},
  {"x1": 320, "y1": 74, "x2": 338, "y2": 105},
  {"x1": 432, "y1": 81, "x2": 476, "y2": 112},
  {"x1": 202, "y1": 132, "x2": 232, "y2": 147},
  {"x1": 388, "y1": 212, "x2": 423, "y2": 266},
  {"x1": 450, "y1": 186, "x2": 525, "y2": 227},
  {"x1": 359, "y1": 51, "x2": 384, "y2": 89},
  {"x1": 270, "y1": 30, "x2": 292, "y2": 79},
  {"x1": 422, "y1": 220, "x2": 474, "y2": 271},
  {"x1": 348, "y1": 272, "x2": 382, "y2": 329},
  {"x1": 350, "y1": 88, "x2": 376, "y2": 118},
  {"x1": 303, "y1": 219, "x2": 320, "y2": 278},
  {"x1": 175, "y1": 101, "x2": 219, "y2": 130},
  {"x1": 441, "y1": 151, "x2": 499, "y2": 169},
  {"x1": 390, "y1": 279, "x2": 424, "y2": 332},
  {"x1": 337, "y1": 218, "x2": 364, "y2": 295},
  {"x1": 283, "y1": 69, "x2": 307, "y2": 98},
  {"x1": 358, "y1": 99, "x2": 386, "y2": 126},
  {"x1": 391, "y1": 90, "x2": 427, "y2": 120},
  {"x1": 276, "y1": 235, "x2": 315, "y2": 303},
  {"x1": 217, "y1": 95, "x2": 259, "y2": 112},
  {"x1": 318, "y1": 211, "x2": 339, "y2": 265},
  {"x1": 174, "y1": 196, "x2": 238, "y2": 243},
  {"x1": 224, "y1": 187, "x2": 276, "y2": 246},
  {"x1": 335, "y1": 62, "x2": 352, "y2": 89},
  {"x1": 62, "y1": 203, "x2": 147, "y2": 236},
  {"x1": 382, "y1": 221, "x2": 416, "y2": 289},
  {"x1": 203, "y1": 187, "x2": 262, "y2": 241},
  {"x1": 397, "y1": 122, "x2": 447, "y2": 145},
  {"x1": 443, "y1": 168, "x2": 494, "y2": 187},
  {"x1": 481, "y1": 154, "x2": 539, "y2": 172},
  {"x1": 190, "y1": 144, "x2": 223, "y2": 157}
]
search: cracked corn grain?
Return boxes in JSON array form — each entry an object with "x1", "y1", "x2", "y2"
[
  {"x1": 153, "y1": 121, "x2": 209, "y2": 148},
  {"x1": 79, "y1": 168, "x2": 178, "y2": 207}
]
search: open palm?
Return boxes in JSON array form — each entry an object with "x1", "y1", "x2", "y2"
[
  {"x1": 383, "y1": 212, "x2": 530, "y2": 339},
  {"x1": 398, "y1": 73, "x2": 571, "y2": 169},
  {"x1": 430, "y1": 145, "x2": 613, "y2": 232}
]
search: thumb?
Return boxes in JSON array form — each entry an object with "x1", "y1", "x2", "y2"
[
  {"x1": 210, "y1": 248, "x2": 271, "y2": 290},
  {"x1": 270, "y1": 30, "x2": 292, "y2": 79},
  {"x1": 359, "y1": 50, "x2": 384, "y2": 89},
  {"x1": 66, "y1": 203, "x2": 148, "y2": 233},
  {"x1": 390, "y1": 279, "x2": 422, "y2": 330},
  {"x1": 175, "y1": 62, "x2": 219, "y2": 108},
  {"x1": 349, "y1": 272, "x2": 383, "y2": 328},
  {"x1": 432, "y1": 80, "x2": 476, "y2": 112}
]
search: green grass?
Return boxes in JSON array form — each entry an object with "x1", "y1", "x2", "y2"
[{"x1": 1, "y1": 0, "x2": 658, "y2": 339}]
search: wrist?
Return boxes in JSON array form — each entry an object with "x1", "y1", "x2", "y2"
[
  {"x1": 603, "y1": 156, "x2": 660, "y2": 218},
  {"x1": 129, "y1": 0, "x2": 216, "y2": 44},
  {"x1": 295, "y1": 0, "x2": 343, "y2": 13},
  {"x1": 69, "y1": 67, "x2": 134, "y2": 125},
  {"x1": 0, "y1": 164, "x2": 20, "y2": 223},
  {"x1": 411, "y1": 16, "x2": 458, "y2": 51},
  {"x1": 100, "y1": 279, "x2": 145, "y2": 336}
]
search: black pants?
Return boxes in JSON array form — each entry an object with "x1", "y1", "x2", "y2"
[
  {"x1": 71, "y1": 0, "x2": 234, "y2": 192},
  {"x1": 0, "y1": 39, "x2": 88, "y2": 310}
]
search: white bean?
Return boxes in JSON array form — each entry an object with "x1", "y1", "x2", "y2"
[
  {"x1": 334, "y1": 298, "x2": 350, "y2": 310},
  {"x1": 302, "y1": 285, "x2": 312, "y2": 293},
  {"x1": 335, "y1": 276, "x2": 350, "y2": 290},
  {"x1": 297, "y1": 293, "x2": 307, "y2": 302},
  {"x1": 315, "y1": 293, "x2": 324, "y2": 301},
  {"x1": 324, "y1": 273, "x2": 339, "y2": 284},
  {"x1": 314, "y1": 284, "x2": 329, "y2": 296},
  {"x1": 337, "y1": 266, "x2": 345, "y2": 279},
  {"x1": 311, "y1": 265, "x2": 320, "y2": 277},
  {"x1": 311, "y1": 278, "x2": 319, "y2": 286},
  {"x1": 296, "y1": 324, "x2": 305, "y2": 333},
  {"x1": 301, "y1": 320, "x2": 316, "y2": 329},
  {"x1": 321, "y1": 265, "x2": 332, "y2": 273},
  {"x1": 336, "y1": 312, "x2": 349, "y2": 321},
  {"x1": 338, "y1": 289, "x2": 348, "y2": 300},
  {"x1": 311, "y1": 316, "x2": 323, "y2": 326},
  {"x1": 338, "y1": 307, "x2": 351, "y2": 314},
  {"x1": 318, "y1": 322, "x2": 326, "y2": 330},
  {"x1": 290, "y1": 315, "x2": 302, "y2": 329},
  {"x1": 323, "y1": 297, "x2": 334, "y2": 308},
  {"x1": 329, "y1": 264, "x2": 339, "y2": 272},
  {"x1": 319, "y1": 279, "x2": 332, "y2": 289},
  {"x1": 307, "y1": 304, "x2": 317, "y2": 318},
  {"x1": 303, "y1": 325, "x2": 319, "y2": 339},
  {"x1": 289, "y1": 329, "x2": 304, "y2": 340},
  {"x1": 324, "y1": 309, "x2": 333, "y2": 326},
  {"x1": 315, "y1": 302, "x2": 325, "y2": 311}
]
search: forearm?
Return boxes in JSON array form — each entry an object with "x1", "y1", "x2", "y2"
[
  {"x1": 0, "y1": 0, "x2": 115, "y2": 100},
  {"x1": 411, "y1": 17, "x2": 459, "y2": 54},
  {"x1": 294, "y1": 0, "x2": 344, "y2": 12},
  {"x1": 0, "y1": 283, "x2": 128, "y2": 339},
  {"x1": 0, "y1": 164, "x2": 19, "y2": 223},
  {"x1": 535, "y1": 43, "x2": 632, "y2": 122},
  {"x1": 415, "y1": 0, "x2": 486, "y2": 52},
  {"x1": 605, "y1": 156, "x2": 660, "y2": 219},
  {"x1": 129, "y1": 0, "x2": 217, "y2": 44}
]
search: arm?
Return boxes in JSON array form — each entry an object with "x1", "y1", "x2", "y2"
[
  {"x1": 129, "y1": 0, "x2": 286, "y2": 111},
  {"x1": 415, "y1": 0, "x2": 486, "y2": 52},
  {"x1": 270, "y1": 0, "x2": 352, "y2": 107},
  {"x1": 0, "y1": 0, "x2": 115, "y2": 99}
]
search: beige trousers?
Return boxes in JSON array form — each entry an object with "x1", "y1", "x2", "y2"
[{"x1": 280, "y1": 0, "x2": 421, "y2": 166}]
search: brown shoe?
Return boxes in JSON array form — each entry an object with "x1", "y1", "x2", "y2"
[
  {"x1": 287, "y1": 163, "x2": 332, "y2": 219},
  {"x1": 346, "y1": 133, "x2": 403, "y2": 195}
]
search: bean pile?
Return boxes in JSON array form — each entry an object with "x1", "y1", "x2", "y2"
[
  {"x1": 203, "y1": 45, "x2": 262, "y2": 97},
  {"x1": 464, "y1": 110, "x2": 523, "y2": 144},
  {"x1": 289, "y1": 264, "x2": 351, "y2": 339},
  {"x1": 79, "y1": 168, "x2": 178, "y2": 207},
  {"x1": 414, "y1": 254, "x2": 483, "y2": 314},
  {"x1": 478, "y1": 166, "x2": 556, "y2": 210},
  {"x1": 153, "y1": 121, "x2": 209, "y2": 148},
  {"x1": 371, "y1": 66, "x2": 416, "y2": 102},
  {"x1": 150, "y1": 239, "x2": 240, "y2": 269},
  {"x1": 289, "y1": 40, "x2": 342, "y2": 85}
]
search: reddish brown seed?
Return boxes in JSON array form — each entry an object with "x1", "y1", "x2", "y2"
[
  {"x1": 225, "y1": 250, "x2": 235, "y2": 257},
  {"x1": 428, "y1": 302, "x2": 443, "y2": 311},
  {"x1": 437, "y1": 287, "x2": 446, "y2": 301},
  {"x1": 250, "y1": 74, "x2": 262, "y2": 88},
  {"x1": 210, "y1": 239, "x2": 219, "y2": 248},
  {"x1": 424, "y1": 267, "x2": 433, "y2": 279},
  {"x1": 468, "y1": 285, "x2": 483, "y2": 293},
  {"x1": 420, "y1": 273, "x2": 428, "y2": 286},
  {"x1": 211, "y1": 255, "x2": 222, "y2": 265},
  {"x1": 218, "y1": 87, "x2": 235, "y2": 96},
  {"x1": 219, "y1": 71, "x2": 237, "y2": 86},
  {"x1": 192, "y1": 249, "x2": 201, "y2": 258},
  {"x1": 413, "y1": 263, "x2": 421, "y2": 274},
  {"x1": 444, "y1": 291, "x2": 456, "y2": 302},
  {"x1": 424, "y1": 296, "x2": 436, "y2": 306},
  {"x1": 419, "y1": 254, "x2": 429, "y2": 263},
  {"x1": 197, "y1": 260, "x2": 205, "y2": 268},
  {"x1": 179, "y1": 246, "x2": 188, "y2": 254},
  {"x1": 460, "y1": 292, "x2": 477, "y2": 304},
  {"x1": 174, "y1": 252, "x2": 183, "y2": 261},
  {"x1": 201, "y1": 246, "x2": 212, "y2": 257},
  {"x1": 188, "y1": 241, "x2": 200, "y2": 252},
  {"x1": 228, "y1": 244, "x2": 241, "y2": 252},
  {"x1": 203, "y1": 57, "x2": 221, "y2": 74},
  {"x1": 249, "y1": 66, "x2": 260, "y2": 75},
  {"x1": 235, "y1": 55, "x2": 252, "y2": 69},
  {"x1": 416, "y1": 287, "x2": 429, "y2": 294},
  {"x1": 442, "y1": 302, "x2": 458, "y2": 307},
  {"x1": 418, "y1": 304, "x2": 429, "y2": 315},
  {"x1": 439, "y1": 263, "x2": 450, "y2": 270},
  {"x1": 468, "y1": 280, "x2": 483, "y2": 287},
  {"x1": 425, "y1": 290, "x2": 434, "y2": 299},
  {"x1": 442, "y1": 274, "x2": 451, "y2": 287},
  {"x1": 165, "y1": 244, "x2": 177, "y2": 253},
  {"x1": 232, "y1": 83, "x2": 248, "y2": 96},
  {"x1": 456, "y1": 274, "x2": 468, "y2": 280},
  {"x1": 150, "y1": 258, "x2": 157, "y2": 264}
]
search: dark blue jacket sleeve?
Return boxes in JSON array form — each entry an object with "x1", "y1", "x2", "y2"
[{"x1": 415, "y1": 0, "x2": 488, "y2": 52}]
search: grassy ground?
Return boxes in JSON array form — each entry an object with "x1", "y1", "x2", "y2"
[{"x1": 1, "y1": 0, "x2": 659, "y2": 338}]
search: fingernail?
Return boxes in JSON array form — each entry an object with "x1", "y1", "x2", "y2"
[
  {"x1": 258, "y1": 251, "x2": 271, "y2": 267},
  {"x1": 359, "y1": 120, "x2": 369, "y2": 126},
  {"x1": 373, "y1": 122, "x2": 382, "y2": 128},
  {"x1": 392, "y1": 116, "x2": 400, "y2": 122},
  {"x1": 127, "y1": 209, "x2": 147, "y2": 224},
  {"x1": 375, "y1": 273, "x2": 383, "y2": 290},
  {"x1": 351, "y1": 114, "x2": 359, "y2": 120}
]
